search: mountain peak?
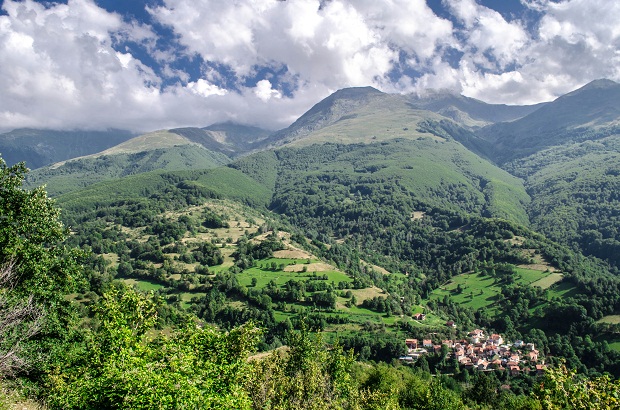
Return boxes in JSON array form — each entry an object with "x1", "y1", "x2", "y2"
[
  {"x1": 554, "y1": 78, "x2": 620, "y2": 103},
  {"x1": 477, "y1": 78, "x2": 620, "y2": 163},
  {"x1": 264, "y1": 86, "x2": 387, "y2": 145},
  {"x1": 329, "y1": 86, "x2": 383, "y2": 100},
  {"x1": 561, "y1": 79, "x2": 620, "y2": 100},
  {"x1": 579, "y1": 78, "x2": 619, "y2": 90}
]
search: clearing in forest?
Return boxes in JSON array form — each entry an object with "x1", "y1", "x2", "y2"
[{"x1": 531, "y1": 272, "x2": 563, "y2": 289}]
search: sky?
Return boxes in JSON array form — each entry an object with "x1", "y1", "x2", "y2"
[{"x1": 0, "y1": 0, "x2": 619, "y2": 132}]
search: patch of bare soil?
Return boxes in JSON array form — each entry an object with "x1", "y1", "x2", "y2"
[
  {"x1": 273, "y1": 249, "x2": 313, "y2": 259},
  {"x1": 411, "y1": 211, "x2": 426, "y2": 220},
  {"x1": 351, "y1": 286, "x2": 385, "y2": 303},
  {"x1": 518, "y1": 263, "x2": 558, "y2": 272},
  {"x1": 284, "y1": 262, "x2": 334, "y2": 272},
  {"x1": 248, "y1": 346, "x2": 289, "y2": 361},
  {"x1": 360, "y1": 259, "x2": 390, "y2": 275}
]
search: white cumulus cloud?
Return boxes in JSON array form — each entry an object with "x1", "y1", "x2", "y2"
[{"x1": 1, "y1": 0, "x2": 620, "y2": 132}]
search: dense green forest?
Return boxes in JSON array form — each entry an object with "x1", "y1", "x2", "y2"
[
  {"x1": 3, "y1": 156, "x2": 620, "y2": 408},
  {"x1": 506, "y1": 135, "x2": 620, "y2": 269},
  {"x1": 4, "y1": 80, "x2": 620, "y2": 408}
]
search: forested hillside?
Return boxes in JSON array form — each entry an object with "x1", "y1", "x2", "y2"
[
  {"x1": 24, "y1": 145, "x2": 230, "y2": 196},
  {"x1": 505, "y1": 136, "x2": 620, "y2": 268},
  {"x1": 3, "y1": 80, "x2": 620, "y2": 408}
]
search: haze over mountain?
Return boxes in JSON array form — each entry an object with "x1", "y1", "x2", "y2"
[
  {"x1": 168, "y1": 123, "x2": 273, "y2": 156},
  {"x1": 406, "y1": 91, "x2": 546, "y2": 129},
  {"x1": 477, "y1": 79, "x2": 620, "y2": 163},
  {"x1": 0, "y1": 128, "x2": 135, "y2": 169}
]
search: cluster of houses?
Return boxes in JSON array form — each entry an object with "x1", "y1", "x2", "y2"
[{"x1": 401, "y1": 327, "x2": 546, "y2": 376}]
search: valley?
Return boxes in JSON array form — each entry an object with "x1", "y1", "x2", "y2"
[{"x1": 3, "y1": 79, "x2": 620, "y2": 408}]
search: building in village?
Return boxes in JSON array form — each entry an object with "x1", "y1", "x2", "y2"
[{"x1": 400, "y1": 328, "x2": 546, "y2": 375}]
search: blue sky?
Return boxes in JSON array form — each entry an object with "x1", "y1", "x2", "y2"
[{"x1": 0, "y1": 0, "x2": 618, "y2": 132}]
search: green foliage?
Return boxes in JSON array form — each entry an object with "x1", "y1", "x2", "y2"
[
  {"x1": 246, "y1": 326, "x2": 360, "y2": 410},
  {"x1": 47, "y1": 287, "x2": 261, "y2": 409},
  {"x1": 0, "y1": 158, "x2": 82, "y2": 377},
  {"x1": 359, "y1": 363, "x2": 465, "y2": 410},
  {"x1": 56, "y1": 167, "x2": 271, "y2": 224},
  {"x1": 508, "y1": 135, "x2": 620, "y2": 269},
  {"x1": 228, "y1": 150, "x2": 279, "y2": 192},
  {"x1": 0, "y1": 160, "x2": 78, "y2": 299},
  {"x1": 269, "y1": 139, "x2": 529, "y2": 224},
  {"x1": 532, "y1": 364, "x2": 620, "y2": 409}
]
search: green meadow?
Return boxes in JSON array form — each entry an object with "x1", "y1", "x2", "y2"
[{"x1": 429, "y1": 266, "x2": 554, "y2": 313}]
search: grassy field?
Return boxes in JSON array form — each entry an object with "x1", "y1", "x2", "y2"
[
  {"x1": 236, "y1": 257, "x2": 353, "y2": 288},
  {"x1": 598, "y1": 315, "x2": 620, "y2": 324},
  {"x1": 515, "y1": 267, "x2": 550, "y2": 285},
  {"x1": 546, "y1": 281, "x2": 580, "y2": 299},
  {"x1": 429, "y1": 267, "x2": 554, "y2": 314},
  {"x1": 595, "y1": 334, "x2": 620, "y2": 352},
  {"x1": 123, "y1": 278, "x2": 164, "y2": 292},
  {"x1": 531, "y1": 272, "x2": 563, "y2": 289},
  {"x1": 430, "y1": 272, "x2": 503, "y2": 310}
]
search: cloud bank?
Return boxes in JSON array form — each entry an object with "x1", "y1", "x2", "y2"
[{"x1": 0, "y1": 0, "x2": 618, "y2": 132}]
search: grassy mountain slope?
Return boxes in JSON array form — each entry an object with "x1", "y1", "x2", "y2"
[
  {"x1": 265, "y1": 87, "x2": 386, "y2": 146},
  {"x1": 282, "y1": 97, "x2": 451, "y2": 146},
  {"x1": 471, "y1": 79, "x2": 620, "y2": 269},
  {"x1": 407, "y1": 91, "x2": 545, "y2": 128},
  {"x1": 266, "y1": 86, "x2": 544, "y2": 149},
  {"x1": 56, "y1": 166, "x2": 273, "y2": 219},
  {"x1": 264, "y1": 139, "x2": 530, "y2": 225},
  {"x1": 478, "y1": 79, "x2": 620, "y2": 163},
  {"x1": 0, "y1": 128, "x2": 135, "y2": 169},
  {"x1": 24, "y1": 145, "x2": 230, "y2": 196},
  {"x1": 169, "y1": 122, "x2": 273, "y2": 155},
  {"x1": 77, "y1": 129, "x2": 192, "y2": 156}
]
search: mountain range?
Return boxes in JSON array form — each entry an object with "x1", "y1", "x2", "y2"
[
  {"x1": 14, "y1": 79, "x2": 620, "y2": 267},
  {"x1": 5, "y1": 78, "x2": 620, "y2": 380}
]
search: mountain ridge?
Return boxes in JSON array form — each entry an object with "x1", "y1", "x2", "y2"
[
  {"x1": 476, "y1": 79, "x2": 620, "y2": 163},
  {"x1": 0, "y1": 128, "x2": 135, "y2": 169}
]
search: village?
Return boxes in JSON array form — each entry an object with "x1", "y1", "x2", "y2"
[{"x1": 400, "y1": 318, "x2": 547, "y2": 376}]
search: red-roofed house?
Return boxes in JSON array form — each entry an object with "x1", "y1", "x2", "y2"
[
  {"x1": 489, "y1": 334, "x2": 503, "y2": 346},
  {"x1": 469, "y1": 329, "x2": 484, "y2": 343}
]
